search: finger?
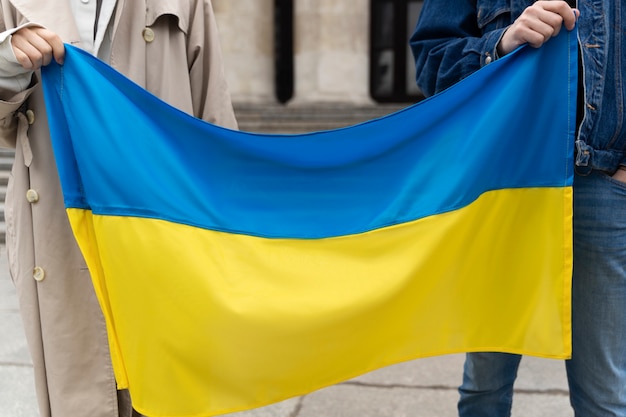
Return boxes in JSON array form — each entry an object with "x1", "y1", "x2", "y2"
[
  {"x1": 34, "y1": 28, "x2": 65, "y2": 65},
  {"x1": 10, "y1": 27, "x2": 64, "y2": 69},
  {"x1": 512, "y1": 26, "x2": 553, "y2": 49},
  {"x1": 539, "y1": 1, "x2": 579, "y2": 30},
  {"x1": 10, "y1": 37, "x2": 43, "y2": 69},
  {"x1": 509, "y1": 17, "x2": 559, "y2": 48},
  {"x1": 564, "y1": 8, "x2": 581, "y2": 30},
  {"x1": 518, "y1": 6, "x2": 570, "y2": 43}
]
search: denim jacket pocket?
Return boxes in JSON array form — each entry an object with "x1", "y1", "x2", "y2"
[
  {"x1": 146, "y1": 0, "x2": 190, "y2": 34},
  {"x1": 477, "y1": 0, "x2": 512, "y2": 32}
]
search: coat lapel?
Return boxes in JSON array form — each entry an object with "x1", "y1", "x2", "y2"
[
  {"x1": 9, "y1": 0, "x2": 81, "y2": 45},
  {"x1": 111, "y1": 0, "x2": 124, "y2": 34}
]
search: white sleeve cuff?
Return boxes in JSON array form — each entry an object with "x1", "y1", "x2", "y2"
[{"x1": 0, "y1": 23, "x2": 46, "y2": 94}]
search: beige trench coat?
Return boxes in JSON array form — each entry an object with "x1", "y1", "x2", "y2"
[{"x1": 0, "y1": 1, "x2": 238, "y2": 416}]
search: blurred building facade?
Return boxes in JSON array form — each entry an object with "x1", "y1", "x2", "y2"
[{"x1": 213, "y1": 0, "x2": 424, "y2": 111}]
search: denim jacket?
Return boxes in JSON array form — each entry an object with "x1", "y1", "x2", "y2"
[{"x1": 410, "y1": 0, "x2": 626, "y2": 174}]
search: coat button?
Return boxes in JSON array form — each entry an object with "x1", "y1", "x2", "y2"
[
  {"x1": 25, "y1": 109, "x2": 35, "y2": 125},
  {"x1": 485, "y1": 55, "x2": 493, "y2": 64},
  {"x1": 142, "y1": 28, "x2": 155, "y2": 43},
  {"x1": 33, "y1": 266, "x2": 45, "y2": 282},
  {"x1": 26, "y1": 189, "x2": 39, "y2": 203}
]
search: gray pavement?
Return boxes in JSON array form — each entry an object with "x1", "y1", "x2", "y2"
[{"x1": 1, "y1": 246, "x2": 573, "y2": 417}]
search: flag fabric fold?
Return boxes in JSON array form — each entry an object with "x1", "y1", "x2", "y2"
[{"x1": 42, "y1": 29, "x2": 576, "y2": 417}]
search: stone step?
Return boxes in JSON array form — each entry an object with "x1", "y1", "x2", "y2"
[
  {"x1": 0, "y1": 156, "x2": 13, "y2": 168},
  {"x1": 0, "y1": 170, "x2": 8, "y2": 186},
  {"x1": 234, "y1": 103, "x2": 409, "y2": 134},
  {"x1": 0, "y1": 149, "x2": 9, "y2": 243}
]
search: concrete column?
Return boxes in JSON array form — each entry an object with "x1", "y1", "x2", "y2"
[
  {"x1": 213, "y1": 0, "x2": 276, "y2": 103},
  {"x1": 291, "y1": 0, "x2": 373, "y2": 104}
]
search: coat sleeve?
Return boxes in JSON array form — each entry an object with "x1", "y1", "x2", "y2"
[
  {"x1": 409, "y1": 0, "x2": 507, "y2": 97},
  {"x1": 186, "y1": 0, "x2": 238, "y2": 130},
  {"x1": 0, "y1": 6, "x2": 36, "y2": 149}
]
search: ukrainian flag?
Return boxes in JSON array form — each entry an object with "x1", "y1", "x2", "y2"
[{"x1": 42, "y1": 29, "x2": 576, "y2": 417}]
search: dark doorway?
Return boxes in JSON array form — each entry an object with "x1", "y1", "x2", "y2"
[
  {"x1": 370, "y1": 0, "x2": 424, "y2": 103},
  {"x1": 274, "y1": 0, "x2": 294, "y2": 103}
]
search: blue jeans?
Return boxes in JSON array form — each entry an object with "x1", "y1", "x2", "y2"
[{"x1": 458, "y1": 171, "x2": 626, "y2": 417}]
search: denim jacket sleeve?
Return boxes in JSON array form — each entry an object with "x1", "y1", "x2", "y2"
[{"x1": 409, "y1": 0, "x2": 513, "y2": 97}]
